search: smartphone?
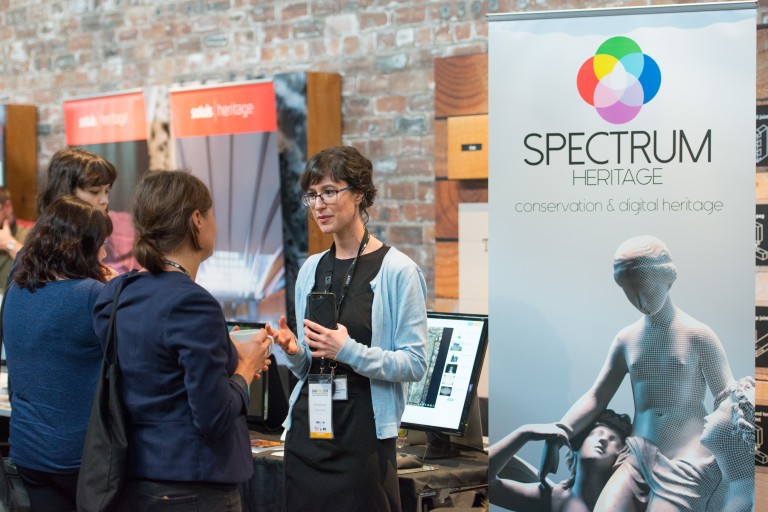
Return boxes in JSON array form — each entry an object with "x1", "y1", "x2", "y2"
[{"x1": 306, "y1": 292, "x2": 338, "y2": 330}]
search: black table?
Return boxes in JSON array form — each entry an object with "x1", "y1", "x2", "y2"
[{"x1": 242, "y1": 441, "x2": 488, "y2": 512}]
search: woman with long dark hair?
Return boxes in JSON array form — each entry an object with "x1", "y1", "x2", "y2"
[{"x1": 3, "y1": 196, "x2": 113, "y2": 511}]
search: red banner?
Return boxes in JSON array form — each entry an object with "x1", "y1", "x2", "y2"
[
  {"x1": 64, "y1": 92, "x2": 147, "y2": 145},
  {"x1": 170, "y1": 82, "x2": 277, "y2": 138}
]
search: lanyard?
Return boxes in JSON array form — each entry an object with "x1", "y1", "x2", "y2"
[
  {"x1": 319, "y1": 229, "x2": 369, "y2": 375},
  {"x1": 325, "y1": 229, "x2": 370, "y2": 315}
]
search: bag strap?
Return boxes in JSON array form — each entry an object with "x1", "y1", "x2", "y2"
[
  {"x1": 0, "y1": 279, "x2": 11, "y2": 367},
  {"x1": 104, "y1": 270, "x2": 138, "y2": 367}
]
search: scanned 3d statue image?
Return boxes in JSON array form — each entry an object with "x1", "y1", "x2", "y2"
[{"x1": 490, "y1": 236, "x2": 755, "y2": 512}]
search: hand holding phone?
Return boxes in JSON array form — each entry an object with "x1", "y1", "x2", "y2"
[{"x1": 306, "y1": 292, "x2": 338, "y2": 330}]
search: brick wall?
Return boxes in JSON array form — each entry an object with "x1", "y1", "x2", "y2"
[{"x1": 1, "y1": 0, "x2": 766, "y2": 299}]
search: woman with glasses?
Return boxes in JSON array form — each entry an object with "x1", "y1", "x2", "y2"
[
  {"x1": 267, "y1": 146, "x2": 428, "y2": 512},
  {"x1": 2, "y1": 196, "x2": 113, "y2": 511}
]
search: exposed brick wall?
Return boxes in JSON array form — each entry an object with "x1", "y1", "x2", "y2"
[{"x1": 1, "y1": 0, "x2": 766, "y2": 301}]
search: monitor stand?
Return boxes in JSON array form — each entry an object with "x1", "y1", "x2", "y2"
[
  {"x1": 424, "y1": 432, "x2": 460, "y2": 459},
  {"x1": 414, "y1": 394, "x2": 485, "y2": 460}
]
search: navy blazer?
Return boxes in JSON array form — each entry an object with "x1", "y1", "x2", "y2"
[{"x1": 92, "y1": 271, "x2": 253, "y2": 483}]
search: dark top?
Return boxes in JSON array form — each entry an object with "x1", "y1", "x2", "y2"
[
  {"x1": 308, "y1": 246, "x2": 391, "y2": 371},
  {"x1": 0, "y1": 222, "x2": 29, "y2": 291},
  {"x1": 4, "y1": 278, "x2": 103, "y2": 472},
  {"x1": 92, "y1": 271, "x2": 252, "y2": 483}
]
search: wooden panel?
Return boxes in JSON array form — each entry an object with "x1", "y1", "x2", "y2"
[
  {"x1": 435, "y1": 53, "x2": 488, "y2": 118},
  {"x1": 435, "y1": 179, "x2": 488, "y2": 239},
  {"x1": 5, "y1": 104, "x2": 37, "y2": 221},
  {"x1": 758, "y1": 174, "x2": 768, "y2": 203},
  {"x1": 306, "y1": 73, "x2": 341, "y2": 255},
  {"x1": 435, "y1": 119, "x2": 448, "y2": 179},
  {"x1": 306, "y1": 73, "x2": 342, "y2": 157},
  {"x1": 447, "y1": 114, "x2": 488, "y2": 180},
  {"x1": 435, "y1": 241, "x2": 458, "y2": 299}
]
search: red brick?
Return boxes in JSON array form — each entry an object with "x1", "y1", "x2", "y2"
[
  {"x1": 455, "y1": 21, "x2": 473, "y2": 41},
  {"x1": 374, "y1": 95, "x2": 406, "y2": 113},
  {"x1": 403, "y1": 202, "x2": 434, "y2": 223},
  {"x1": 393, "y1": 6, "x2": 427, "y2": 24},
  {"x1": 357, "y1": 76, "x2": 390, "y2": 95},
  {"x1": 262, "y1": 23, "x2": 291, "y2": 43},
  {"x1": 382, "y1": 181, "x2": 416, "y2": 201},
  {"x1": 343, "y1": 36, "x2": 360, "y2": 55},
  {"x1": 360, "y1": 12, "x2": 388, "y2": 30},
  {"x1": 281, "y1": 2, "x2": 308, "y2": 20}
]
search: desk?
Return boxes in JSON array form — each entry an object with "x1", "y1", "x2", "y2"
[
  {"x1": 243, "y1": 443, "x2": 488, "y2": 512},
  {"x1": 396, "y1": 446, "x2": 488, "y2": 512}
]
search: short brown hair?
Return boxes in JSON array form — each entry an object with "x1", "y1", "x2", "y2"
[
  {"x1": 37, "y1": 148, "x2": 117, "y2": 215},
  {"x1": 300, "y1": 146, "x2": 377, "y2": 223}
]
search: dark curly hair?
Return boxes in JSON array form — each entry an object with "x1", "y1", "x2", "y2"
[
  {"x1": 300, "y1": 146, "x2": 377, "y2": 224},
  {"x1": 37, "y1": 148, "x2": 117, "y2": 215},
  {"x1": 15, "y1": 196, "x2": 113, "y2": 290}
]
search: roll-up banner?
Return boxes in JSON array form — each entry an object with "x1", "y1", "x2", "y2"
[
  {"x1": 488, "y1": 3, "x2": 756, "y2": 511},
  {"x1": 63, "y1": 91, "x2": 148, "y2": 273},
  {"x1": 169, "y1": 81, "x2": 286, "y2": 325}
]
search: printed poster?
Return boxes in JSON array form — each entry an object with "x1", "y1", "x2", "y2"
[
  {"x1": 488, "y1": 4, "x2": 756, "y2": 511},
  {"x1": 170, "y1": 81, "x2": 286, "y2": 325},
  {"x1": 63, "y1": 91, "x2": 149, "y2": 273}
]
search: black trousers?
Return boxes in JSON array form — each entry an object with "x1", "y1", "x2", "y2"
[
  {"x1": 16, "y1": 465, "x2": 78, "y2": 512},
  {"x1": 124, "y1": 479, "x2": 242, "y2": 512}
]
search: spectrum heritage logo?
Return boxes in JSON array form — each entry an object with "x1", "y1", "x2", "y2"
[{"x1": 577, "y1": 36, "x2": 661, "y2": 124}]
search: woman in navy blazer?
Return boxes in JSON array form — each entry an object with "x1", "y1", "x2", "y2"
[{"x1": 92, "y1": 170, "x2": 272, "y2": 511}]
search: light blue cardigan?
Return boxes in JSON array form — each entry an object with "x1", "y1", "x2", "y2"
[{"x1": 282, "y1": 246, "x2": 428, "y2": 439}]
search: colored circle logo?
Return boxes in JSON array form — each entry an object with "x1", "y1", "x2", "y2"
[{"x1": 577, "y1": 36, "x2": 661, "y2": 124}]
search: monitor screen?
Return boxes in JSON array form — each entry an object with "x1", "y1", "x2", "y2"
[{"x1": 400, "y1": 312, "x2": 488, "y2": 436}]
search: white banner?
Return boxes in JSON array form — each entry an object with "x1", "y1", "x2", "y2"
[{"x1": 488, "y1": 3, "x2": 756, "y2": 511}]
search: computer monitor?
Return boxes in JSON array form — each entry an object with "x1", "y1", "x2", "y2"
[{"x1": 400, "y1": 312, "x2": 488, "y2": 458}]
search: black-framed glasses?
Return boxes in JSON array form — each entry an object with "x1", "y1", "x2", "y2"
[{"x1": 300, "y1": 186, "x2": 353, "y2": 207}]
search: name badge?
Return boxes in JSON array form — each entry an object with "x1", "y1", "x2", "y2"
[
  {"x1": 332, "y1": 375, "x2": 348, "y2": 401},
  {"x1": 308, "y1": 374, "x2": 333, "y2": 439}
]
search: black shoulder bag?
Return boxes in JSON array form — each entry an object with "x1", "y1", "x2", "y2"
[
  {"x1": 76, "y1": 273, "x2": 134, "y2": 512},
  {"x1": 0, "y1": 282, "x2": 31, "y2": 512}
]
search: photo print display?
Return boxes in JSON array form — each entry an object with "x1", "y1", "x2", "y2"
[
  {"x1": 63, "y1": 91, "x2": 149, "y2": 274},
  {"x1": 170, "y1": 82, "x2": 286, "y2": 324},
  {"x1": 488, "y1": 4, "x2": 756, "y2": 511}
]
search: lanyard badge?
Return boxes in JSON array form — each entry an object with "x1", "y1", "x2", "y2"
[{"x1": 308, "y1": 374, "x2": 334, "y2": 439}]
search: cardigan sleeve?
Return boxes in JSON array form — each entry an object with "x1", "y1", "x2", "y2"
[{"x1": 335, "y1": 251, "x2": 428, "y2": 383}]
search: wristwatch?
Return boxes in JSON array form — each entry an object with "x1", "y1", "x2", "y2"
[{"x1": 5, "y1": 240, "x2": 16, "y2": 252}]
